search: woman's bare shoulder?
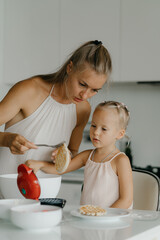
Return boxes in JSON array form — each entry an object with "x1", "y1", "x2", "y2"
[
  {"x1": 12, "y1": 77, "x2": 41, "y2": 93},
  {"x1": 0, "y1": 78, "x2": 35, "y2": 105},
  {"x1": 76, "y1": 100, "x2": 91, "y2": 125},
  {"x1": 9, "y1": 77, "x2": 50, "y2": 100},
  {"x1": 78, "y1": 100, "x2": 91, "y2": 110}
]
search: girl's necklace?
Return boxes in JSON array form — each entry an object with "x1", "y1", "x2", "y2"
[{"x1": 92, "y1": 147, "x2": 116, "y2": 163}]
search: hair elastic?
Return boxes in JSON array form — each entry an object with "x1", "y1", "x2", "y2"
[
  {"x1": 120, "y1": 102, "x2": 130, "y2": 114},
  {"x1": 93, "y1": 40, "x2": 102, "y2": 45}
]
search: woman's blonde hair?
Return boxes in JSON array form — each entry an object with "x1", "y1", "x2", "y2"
[
  {"x1": 96, "y1": 101, "x2": 130, "y2": 130},
  {"x1": 37, "y1": 40, "x2": 112, "y2": 84}
]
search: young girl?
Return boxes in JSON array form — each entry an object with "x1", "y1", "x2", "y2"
[
  {"x1": 26, "y1": 101, "x2": 133, "y2": 209},
  {"x1": 0, "y1": 40, "x2": 112, "y2": 176}
]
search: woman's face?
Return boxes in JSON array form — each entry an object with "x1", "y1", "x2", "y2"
[{"x1": 65, "y1": 64, "x2": 107, "y2": 104}]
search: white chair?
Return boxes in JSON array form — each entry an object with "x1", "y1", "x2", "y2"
[{"x1": 132, "y1": 169, "x2": 160, "y2": 211}]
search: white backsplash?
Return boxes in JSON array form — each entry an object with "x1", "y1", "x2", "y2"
[{"x1": 0, "y1": 82, "x2": 160, "y2": 168}]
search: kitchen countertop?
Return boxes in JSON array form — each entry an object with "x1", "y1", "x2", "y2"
[{"x1": 0, "y1": 205, "x2": 160, "y2": 240}]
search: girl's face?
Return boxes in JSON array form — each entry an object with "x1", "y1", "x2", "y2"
[
  {"x1": 90, "y1": 108, "x2": 125, "y2": 149},
  {"x1": 65, "y1": 64, "x2": 107, "y2": 104}
]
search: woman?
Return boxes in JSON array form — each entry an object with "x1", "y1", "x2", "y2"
[{"x1": 0, "y1": 40, "x2": 112, "y2": 175}]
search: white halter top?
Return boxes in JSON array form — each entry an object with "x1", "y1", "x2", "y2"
[
  {"x1": 0, "y1": 85, "x2": 77, "y2": 174},
  {"x1": 80, "y1": 150, "x2": 133, "y2": 209}
]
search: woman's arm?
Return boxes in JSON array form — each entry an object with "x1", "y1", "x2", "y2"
[
  {"x1": 68, "y1": 101, "x2": 91, "y2": 157},
  {"x1": 25, "y1": 150, "x2": 91, "y2": 174},
  {"x1": 0, "y1": 81, "x2": 37, "y2": 153},
  {"x1": 110, "y1": 155, "x2": 133, "y2": 209}
]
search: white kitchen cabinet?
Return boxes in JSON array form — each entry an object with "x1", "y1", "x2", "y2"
[
  {"x1": 60, "y1": 0, "x2": 121, "y2": 82},
  {"x1": 120, "y1": 0, "x2": 160, "y2": 82},
  {"x1": 2, "y1": 0, "x2": 160, "y2": 84},
  {"x1": 3, "y1": 0, "x2": 60, "y2": 84}
]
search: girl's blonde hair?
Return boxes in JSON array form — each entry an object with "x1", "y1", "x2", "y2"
[
  {"x1": 37, "y1": 40, "x2": 112, "y2": 84},
  {"x1": 96, "y1": 101, "x2": 130, "y2": 130}
]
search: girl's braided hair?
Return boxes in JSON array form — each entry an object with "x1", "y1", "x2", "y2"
[{"x1": 96, "y1": 101, "x2": 130, "y2": 130}]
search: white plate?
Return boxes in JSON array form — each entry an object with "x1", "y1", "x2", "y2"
[
  {"x1": 69, "y1": 219, "x2": 130, "y2": 230},
  {"x1": 71, "y1": 207, "x2": 130, "y2": 221}
]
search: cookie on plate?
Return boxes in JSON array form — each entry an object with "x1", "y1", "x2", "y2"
[
  {"x1": 55, "y1": 143, "x2": 71, "y2": 173},
  {"x1": 79, "y1": 205, "x2": 106, "y2": 216}
]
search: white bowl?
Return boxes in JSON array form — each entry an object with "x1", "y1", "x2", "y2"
[
  {"x1": 0, "y1": 172, "x2": 61, "y2": 199},
  {"x1": 10, "y1": 204, "x2": 62, "y2": 230},
  {"x1": 0, "y1": 199, "x2": 40, "y2": 220}
]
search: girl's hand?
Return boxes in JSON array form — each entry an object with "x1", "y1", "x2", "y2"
[
  {"x1": 25, "y1": 160, "x2": 44, "y2": 174},
  {"x1": 5, "y1": 133, "x2": 37, "y2": 154}
]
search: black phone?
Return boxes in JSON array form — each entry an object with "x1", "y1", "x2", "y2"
[{"x1": 39, "y1": 198, "x2": 66, "y2": 208}]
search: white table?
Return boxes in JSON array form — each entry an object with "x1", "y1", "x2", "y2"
[{"x1": 0, "y1": 205, "x2": 160, "y2": 240}]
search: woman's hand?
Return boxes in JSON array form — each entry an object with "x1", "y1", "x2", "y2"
[
  {"x1": 4, "y1": 133, "x2": 37, "y2": 154},
  {"x1": 51, "y1": 148, "x2": 58, "y2": 162},
  {"x1": 25, "y1": 160, "x2": 44, "y2": 174},
  {"x1": 51, "y1": 148, "x2": 73, "y2": 163}
]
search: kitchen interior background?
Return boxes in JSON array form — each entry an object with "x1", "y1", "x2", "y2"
[{"x1": 0, "y1": 0, "x2": 160, "y2": 173}]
